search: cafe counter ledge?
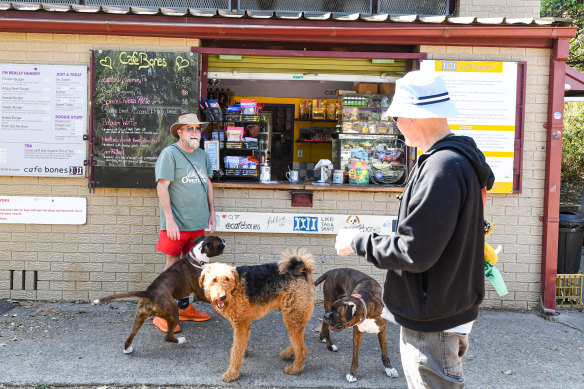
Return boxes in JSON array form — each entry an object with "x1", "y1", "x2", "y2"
[{"x1": 212, "y1": 180, "x2": 404, "y2": 193}]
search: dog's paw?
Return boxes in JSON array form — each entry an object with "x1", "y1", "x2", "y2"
[
  {"x1": 385, "y1": 367, "x2": 399, "y2": 378},
  {"x1": 123, "y1": 346, "x2": 133, "y2": 354},
  {"x1": 177, "y1": 337, "x2": 186, "y2": 345},
  {"x1": 222, "y1": 370, "x2": 240, "y2": 382},
  {"x1": 284, "y1": 364, "x2": 302, "y2": 375},
  {"x1": 346, "y1": 373, "x2": 357, "y2": 383},
  {"x1": 91, "y1": 299, "x2": 100, "y2": 305},
  {"x1": 328, "y1": 344, "x2": 338, "y2": 352},
  {"x1": 280, "y1": 346, "x2": 295, "y2": 360}
]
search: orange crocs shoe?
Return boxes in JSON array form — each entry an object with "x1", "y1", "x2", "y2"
[
  {"x1": 178, "y1": 304, "x2": 211, "y2": 322},
  {"x1": 152, "y1": 316, "x2": 180, "y2": 333}
]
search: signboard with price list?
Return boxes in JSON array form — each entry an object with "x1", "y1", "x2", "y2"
[
  {"x1": 0, "y1": 63, "x2": 87, "y2": 177},
  {"x1": 420, "y1": 60, "x2": 518, "y2": 193},
  {"x1": 91, "y1": 50, "x2": 199, "y2": 188}
]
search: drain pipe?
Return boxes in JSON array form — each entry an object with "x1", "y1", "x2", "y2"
[{"x1": 540, "y1": 38, "x2": 570, "y2": 315}]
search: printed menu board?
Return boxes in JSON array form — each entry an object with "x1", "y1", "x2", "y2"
[
  {"x1": 92, "y1": 50, "x2": 199, "y2": 188},
  {"x1": 0, "y1": 63, "x2": 87, "y2": 177},
  {"x1": 420, "y1": 60, "x2": 518, "y2": 193}
]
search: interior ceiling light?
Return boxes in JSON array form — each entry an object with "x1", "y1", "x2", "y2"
[
  {"x1": 219, "y1": 55, "x2": 243, "y2": 60},
  {"x1": 371, "y1": 59, "x2": 395, "y2": 64}
]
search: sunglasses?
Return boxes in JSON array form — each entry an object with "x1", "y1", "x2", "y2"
[
  {"x1": 390, "y1": 116, "x2": 399, "y2": 123},
  {"x1": 182, "y1": 126, "x2": 202, "y2": 133}
]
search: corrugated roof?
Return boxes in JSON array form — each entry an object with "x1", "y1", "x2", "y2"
[{"x1": 0, "y1": 2, "x2": 573, "y2": 26}]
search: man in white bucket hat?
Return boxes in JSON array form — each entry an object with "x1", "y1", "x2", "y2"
[
  {"x1": 153, "y1": 113, "x2": 215, "y2": 333},
  {"x1": 336, "y1": 71, "x2": 494, "y2": 388}
]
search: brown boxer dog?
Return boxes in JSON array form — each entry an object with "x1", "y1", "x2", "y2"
[
  {"x1": 315, "y1": 268, "x2": 399, "y2": 383},
  {"x1": 93, "y1": 235, "x2": 225, "y2": 354}
]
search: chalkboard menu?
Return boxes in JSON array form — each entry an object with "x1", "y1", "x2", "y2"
[{"x1": 92, "y1": 50, "x2": 199, "y2": 188}]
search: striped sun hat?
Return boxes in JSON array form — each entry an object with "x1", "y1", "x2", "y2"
[{"x1": 382, "y1": 71, "x2": 459, "y2": 119}]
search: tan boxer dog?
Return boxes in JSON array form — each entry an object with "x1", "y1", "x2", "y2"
[
  {"x1": 93, "y1": 235, "x2": 225, "y2": 353},
  {"x1": 315, "y1": 268, "x2": 399, "y2": 383}
]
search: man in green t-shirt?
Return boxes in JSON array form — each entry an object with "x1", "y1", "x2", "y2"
[{"x1": 153, "y1": 113, "x2": 216, "y2": 333}]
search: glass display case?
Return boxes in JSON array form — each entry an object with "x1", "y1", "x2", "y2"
[{"x1": 332, "y1": 94, "x2": 409, "y2": 186}]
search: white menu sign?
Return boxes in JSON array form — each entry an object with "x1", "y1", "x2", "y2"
[
  {"x1": 0, "y1": 196, "x2": 86, "y2": 224},
  {"x1": 211, "y1": 211, "x2": 397, "y2": 235},
  {"x1": 0, "y1": 63, "x2": 88, "y2": 177},
  {"x1": 420, "y1": 60, "x2": 517, "y2": 193}
]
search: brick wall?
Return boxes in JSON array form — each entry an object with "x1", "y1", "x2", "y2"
[
  {"x1": 0, "y1": 32, "x2": 551, "y2": 311},
  {"x1": 457, "y1": 0, "x2": 541, "y2": 18},
  {"x1": 213, "y1": 188, "x2": 396, "y2": 284},
  {"x1": 0, "y1": 32, "x2": 201, "y2": 301}
]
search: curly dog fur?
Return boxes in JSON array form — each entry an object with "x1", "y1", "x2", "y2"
[{"x1": 200, "y1": 248, "x2": 316, "y2": 382}]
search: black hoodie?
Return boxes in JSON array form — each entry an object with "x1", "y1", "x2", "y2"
[{"x1": 352, "y1": 135, "x2": 495, "y2": 332}]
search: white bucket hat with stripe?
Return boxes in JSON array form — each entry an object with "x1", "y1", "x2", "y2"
[{"x1": 382, "y1": 71, "x2": 459, "y2": 119}]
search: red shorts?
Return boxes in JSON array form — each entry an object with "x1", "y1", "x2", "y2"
[{"x1": 156, "y1": 230, "x2": 205, "y2": 256}]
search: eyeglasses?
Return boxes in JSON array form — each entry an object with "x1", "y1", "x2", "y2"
[{"x1": 182, "y1": 126, "x2": 202, "y2": 133}]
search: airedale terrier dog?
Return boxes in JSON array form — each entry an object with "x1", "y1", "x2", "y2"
[{"x1": 200, "y1": 248, "x2": 316, "y2": 382}]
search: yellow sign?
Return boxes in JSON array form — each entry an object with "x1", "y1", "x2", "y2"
[{"x1": 435, "y1": 61, "x2": 503, "y2": 73}]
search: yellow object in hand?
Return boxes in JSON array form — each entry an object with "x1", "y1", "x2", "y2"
[{"x1": 485, "y1": 242, "x2": 498, "y2": 265}]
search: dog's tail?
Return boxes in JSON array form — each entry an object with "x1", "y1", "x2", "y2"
[
  {"x1": 279, "y1": 247, "x2": 315, "y2": 280},
  {"x1": 92, "y1": 291, "x2": 149, "y2": 305},
  {"x1": 314, "y1": 271, "x2": 330, "y2": 286}
]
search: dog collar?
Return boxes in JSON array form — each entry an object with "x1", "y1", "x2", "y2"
[
  {"x1": 351, "y1": 294, "x2": 367, "y2": 325},
  {"x1": 187, "y1": 241, "x2": 209, "y2": 268}
]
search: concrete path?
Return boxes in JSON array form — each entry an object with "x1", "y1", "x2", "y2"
[{"x1": 0, "y1": 300, "x2": 583, "y2": 388}]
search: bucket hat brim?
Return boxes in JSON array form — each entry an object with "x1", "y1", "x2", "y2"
[
  {"x1": 382, "y1": 99, "x2": 459, "y2": 119},
  {"x1": 381, "y1": 71, "x2": 459, "y2": 119},
  {"x1": 170, "y1": 114, "x2": 209, "y2": 138}
]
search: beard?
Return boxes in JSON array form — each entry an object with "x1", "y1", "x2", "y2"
[
  {"x1": 182, "y1": 137, "x2": 200, "y2": 150},
  {"x1": 188, "y1": 138, "x2": 200, "y2": 150}
]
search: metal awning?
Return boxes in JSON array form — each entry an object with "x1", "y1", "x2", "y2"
[{"x1": 0, "y1": 2, "x2": 573, "y2": 26}]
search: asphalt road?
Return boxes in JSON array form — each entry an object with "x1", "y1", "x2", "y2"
[{"x1": 0, "y1": 300, "x2": 583, "y2": 389}]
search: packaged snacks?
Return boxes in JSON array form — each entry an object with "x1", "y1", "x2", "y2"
[
  {"x1": 377, "y1": 122, "x2": 390, "y2": 134},
  {"x1": 361, "y1": 122, "x2": 370, "y2": 134},
  {"x1": 342, "y1": 122, "x2": 354, "y2": 133},
  {"x1": 358, "y1": 109, "x2": 371, "y2": 121},
  {"x1": 240, "y1": 99, "x2": 257, "y2": 115},
  {"x1": 226, "y1": 126, "x2": 243, "y2": 142},
  {"x1": 312, "y1": 107, "x2": 326, "y2": 119},
  {"x1": 342, "y1": 106, "x2": 353, "y2": 121},
  {"x1": 348, "y1": 160, "x2": 370, "y2": 185},
  {"x1": 299, "y1": 100, "x2": 311, "y2": 119},
  {"x1": 327, "y1": 101, "x2": 337, "y2": 120}
]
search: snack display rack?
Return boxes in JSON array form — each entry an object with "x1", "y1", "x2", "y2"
[
  {"x1": 220, "y1": 112, "x2": 271, "y2": 180},
  {"x1": 332, "y1": 94, "x2": 409, "y2": 186}
]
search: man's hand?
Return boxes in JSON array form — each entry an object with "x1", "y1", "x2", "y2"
[
  {"x1": 207, "y1": 213, "x2": 217, "y2": 234},
  {"x1": 335, "y1": 228, "x2": 360, "y2": 256},
  {"x1": 165, "y1": 219, "x2": 180, "y2": 241}
]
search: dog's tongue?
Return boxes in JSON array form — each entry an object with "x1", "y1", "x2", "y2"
[{"x1": 217, "y1": 301, "x2": 224, "y2": 309}]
